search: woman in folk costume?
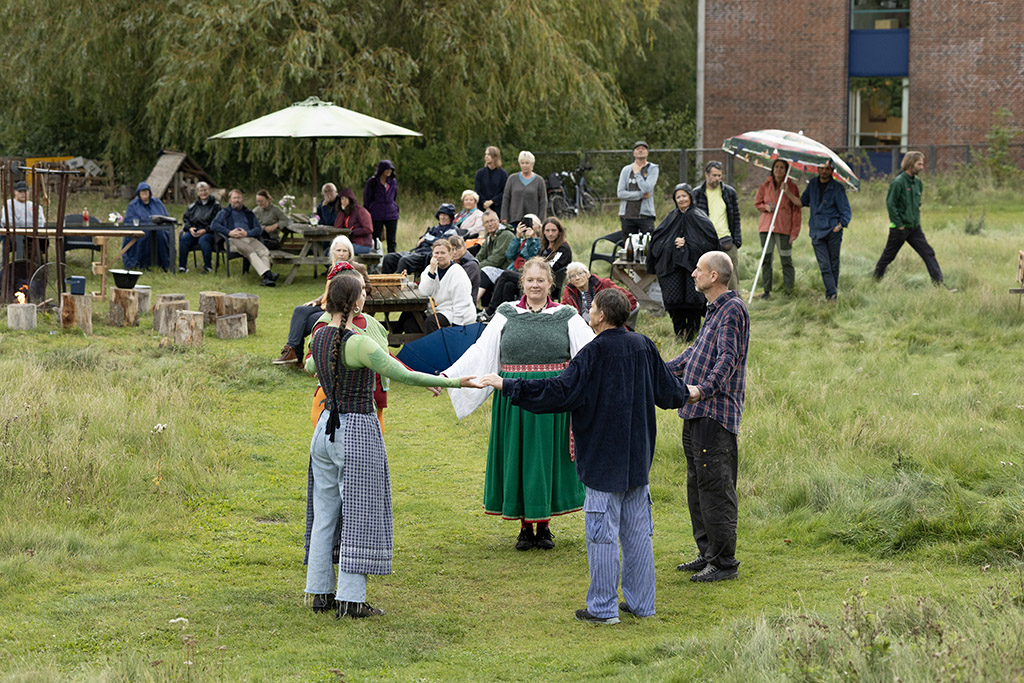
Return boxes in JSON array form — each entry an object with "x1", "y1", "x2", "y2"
[
  {"x1": 445, "y1": 257, "x2": 594, "y2": 551},
  {"x1": 305, "y1": 275, "x2": 479, "y2": 618}
]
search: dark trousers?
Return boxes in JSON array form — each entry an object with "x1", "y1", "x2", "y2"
[
  {"x1": 758, "y1": 231, "x2": 794, "y2": 294},
  {"x1": 398, "y1": 310, "x2": 448, "y2": 334},
  {"x1": 287, "y1": 304, "x2": 325, "y2": 355},
  {"x1": 373, "y1": 219, "x2": 399, "y2": 253},
  {"x1": 873, "y1": 226, "x2": 943, "y2": 283},
  {"x1": 179, "y1": 231, "x2": 215, "y2": 270},
  {"x1": 381, "y1": 250, "x2": 429, "y2": 276},
  {"x1": 682, "y1": 417, "x2": 739, "y2": 570},
  {"x1": 666, "y1": 306, "x2": 703, "y2": 342},
  {"x1": 811, "y1": 230, "x2": 843, "y2": 298},
  {"x1": 620, "y1": 216, "x2": 655, "y2": 242},
  {"x1": 485, "y1": 270, "x2": 522, "y2": 315}
]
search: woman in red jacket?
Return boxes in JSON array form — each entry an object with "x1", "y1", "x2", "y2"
[
  {"x1": 753, "y1": 159, "x2": 803, "y2": 299},
  {"x1": 335, "y1": 188, "x2": 374, "y2": 254},
  {"x1": 561, "y1": 261, "x2": 639, "y2": 329}
]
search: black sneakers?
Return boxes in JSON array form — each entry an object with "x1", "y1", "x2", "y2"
[
  {"x1": 535, "y1": 525, "x2": 554, "y2": 550},
  {"x1": 676, "y1": 555, "x2": 708, "y2": 573},
  {"x1": 337, "y1": 601, "x2": 385, "y2": 618},
  {"x1": 515, "y1": 526, "x2": 535, "y2": 551},
  {"x1": 575, "y1": 608, "x2": 619, "y2": 625},
  {"x1": 619, "y1": 602, "x2": 653, "y2": 618},
  {"x1": 690, "y1": 563, "x2": 739, "y2": 583},
  {"x1": 310, "y1": 593, "x2": 336, "y2": 613}
]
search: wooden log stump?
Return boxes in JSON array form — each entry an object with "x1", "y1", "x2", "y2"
[
  {"x1": 109, "y1": 287, "x2": 140, "y2": 327},
  {"x1": 199, "y1": 291, "x2": 226, "y2": 326},
  {"x1": 7, "y1": 303, "x2": 37, "y2": 330},
  {"x1": 225, "y1": 293, "x2": 260, "y2": 335},
  {"x1": 133, "y1": 285, "x2": 152, "y2": 314},
  {"x1": 60, "y1": 293, "x2": 93, "y2": 335},
  {"x1": 154, "y1": 299, "x2": 189, "y2": 336},
  {"x1": 216, "y1": 313, "x2": 249, "y2": 339},
  {"x1": 173, "y1": 310, "x2": 204, "y2": 347}
]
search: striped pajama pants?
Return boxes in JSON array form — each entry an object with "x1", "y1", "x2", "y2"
[{"x1": 584, "y1": 485, "x2": 656, "y2": 618}]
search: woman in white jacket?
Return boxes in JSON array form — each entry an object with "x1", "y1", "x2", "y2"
[{"x1": 410, "y1": 239, "x2": 477, "y2": 333}]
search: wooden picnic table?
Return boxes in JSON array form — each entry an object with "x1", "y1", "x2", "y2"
[
  {"x1": 49, "y1": 221, "x2": 178, "y2": 274},
  {"x1": 271, "y1": 223, "x2": 350, "y2": 286},
  {"x1": 611, "y1": 258, "x2": 663, "y2": 313},
  {"x1": 361, "y1": 282, "x2": 430, "y2": 346}
]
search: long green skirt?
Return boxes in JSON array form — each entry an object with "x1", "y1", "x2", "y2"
[{"x1": 483, "y1": 368, "x2": 584, "y2": 522}]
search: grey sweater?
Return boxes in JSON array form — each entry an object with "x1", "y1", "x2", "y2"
[{"x1": 501, "y1": 173, "x2": 547, "y2": 224}]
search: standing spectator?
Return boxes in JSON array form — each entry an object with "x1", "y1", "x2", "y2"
[
  {"x1": 253, "y1": 189, "x2": 291, "y2": 251},
  {"x1": 501, "y1": 151, "x2": 546, "y2": 225},
  {"x1": 2, "y1": 180, "x2": 46, "y2": 259},
  {"x1": 474, "y1": 146, "x2": 508, "y2": 217},
  {"x1": 475, "y1": 210, "x2": 516, "y2": 306},
  {"x1": 364, "y1": 160, "x2": 400, "y2": 253},
  {"x1": 411, "y1": 239, "x2": 477, "y2": 333},
  {"x1": 616, "y1": 140, "x2": 659, "y2": 240},
  {"x1": 478, "y1": 288, "x2": 688, "y2": 624},
  {"x1": 211, "y1": 189, "x2": 279, "y2": 287},
  {"x1": 334, "y1": 188, "x2": 373, "y2": 254},
  {"x1": 668, "y1": 251, "x2": 749, "y2": 583},
  {"x1": 873, "y1": 151, "x2": 944, "y2": 286},
  {"x1": 123, "y1": 182, "x2": 171, "y2": 270},
  {"x1": 178, "y1": 182, "x2": 220, "y2": 273},
  {"x1": 692, "y1": 161, "x2": 742, "y2": 291},
  {"x1": 448, "y1": 235, "x2": 480, "y2": 296},
  {"x1": 454, "y1": 190, "x2": 484, "y2": 238},
  {"x1": 646, "y1": 184, "x2": 719, "y2": 341},
  {"x1": 380, "y1": 203, "x2": 458, "y2": 275},
  {"x1": 754, "y1": 160, "x2": 803, "y2": 299},
  {"x1": 316, "y1": 184, "x2": 341, "y2": 227},
  {"x1": 801, "y1": 159, "x2": 852, "y2": 300}
]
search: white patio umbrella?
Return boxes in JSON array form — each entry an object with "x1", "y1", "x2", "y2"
[{"x1": 208, "y1": 96, "x2": 422, "y2": 199}]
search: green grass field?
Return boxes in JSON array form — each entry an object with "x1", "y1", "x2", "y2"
[{"x1": 2, "y1": 178, "x2": 1024, "y2": 682}]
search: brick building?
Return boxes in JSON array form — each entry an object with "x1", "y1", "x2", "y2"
[{"x1": 697, "y1": 0, "x2": 1024, "y2": 168}]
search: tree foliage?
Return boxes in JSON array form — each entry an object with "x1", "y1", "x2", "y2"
[{"x1": 0, "y1": 0, "x2": 695, "y2": 193}]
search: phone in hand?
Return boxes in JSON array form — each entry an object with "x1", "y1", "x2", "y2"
[{"x1": 521, "y1": 216, "x2": 533, "y2": 228}]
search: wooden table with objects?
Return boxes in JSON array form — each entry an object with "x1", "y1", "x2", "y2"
[
  {"x1": 361, "y1": 281, "x2": 430, "y2": 347},
  {"x1": 611, "y1": 258, "x2": 664, "y2": 313}
]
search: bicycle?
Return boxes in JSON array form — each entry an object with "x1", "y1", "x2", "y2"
[{"x1": 547, "y1": 164, "x2": 602, "y2": 219}]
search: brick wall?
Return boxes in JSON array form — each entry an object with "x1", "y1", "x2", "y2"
[
  {"x1": 703, "y1": 0, "x2": 850, "y2": 152},
  {"x1": 909, "y1": 1, "x2": 1024, "y2": 146}
]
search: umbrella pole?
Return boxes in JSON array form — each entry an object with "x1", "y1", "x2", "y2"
[
  {"x1": 748, "y1": 166, "x2": 790, "y2": 304},
  {"x1": 310, "y1": 137, "x2": 318, "y2": 211}
]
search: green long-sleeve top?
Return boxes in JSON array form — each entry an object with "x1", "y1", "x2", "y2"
[
  {"x1": 478, "y1": 226, "x2": 516, "y2": 269},
  {"x1": 886, "y1": 172, "x2": 922, "y2": 228},
  {"x1": 311, "y1": 325, "x2": 461, "y2": 389}
]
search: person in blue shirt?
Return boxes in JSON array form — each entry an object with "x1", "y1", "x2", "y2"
[
  {"x1": 799, "y1": 160, "x2": 852, "y2": 301},
  {"x1": 122, "y1": 182, "x2": 170, "y2": 270},
  {"x1": 211, "y1": 189, "x2": 279, "y2": 287}
]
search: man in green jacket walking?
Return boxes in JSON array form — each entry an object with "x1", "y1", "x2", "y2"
[{"x1": 873, "y1": 151, "x2": 944, "y2": 284}]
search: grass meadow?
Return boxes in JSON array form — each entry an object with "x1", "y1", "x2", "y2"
[{"x1": 2, "y1": 175, "x2": 1024, "y2": 681}]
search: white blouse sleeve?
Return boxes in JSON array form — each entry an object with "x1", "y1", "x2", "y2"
[
  {"x1": 567, "y1": 310, "x2": 596, "y2": 356},
  {"x1": 444, "y1": 312, "x2": 507, "y2": 419}
]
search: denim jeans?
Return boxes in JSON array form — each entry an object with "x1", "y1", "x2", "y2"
[
  {"x1": 305, "y1": 411, "x2": 367, "y2": 601},
  {"x1": 179, "y1": 231, "x2": 214, "y2": 270},
  {"x1": 811, "y1": 229, "x2": 843, "y2": 297},
  {"x1": 287, "y1": 304, "x2": 325, "y2": 355}
]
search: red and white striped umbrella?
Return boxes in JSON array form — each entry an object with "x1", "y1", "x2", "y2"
[{"x1": 722, "y1": 129, "x2": 860, "y2": 191}]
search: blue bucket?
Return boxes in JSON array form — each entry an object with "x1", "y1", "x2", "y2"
[{"x1": 65, "y1": 276, "x2": 86, "y2": 295}]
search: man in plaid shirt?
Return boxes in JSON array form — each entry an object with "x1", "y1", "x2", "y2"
[{"x1": 667, "y1": 251, "x2": 749, "y2": 582}]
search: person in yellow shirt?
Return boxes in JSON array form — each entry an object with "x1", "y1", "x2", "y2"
[{"x1": 691, "y1": 162, "x2": 742, "y2": 291}]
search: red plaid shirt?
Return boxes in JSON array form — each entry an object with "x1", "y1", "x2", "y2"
[{"x1": 667, "y1": 290, "x2": 749, "y2": 434}]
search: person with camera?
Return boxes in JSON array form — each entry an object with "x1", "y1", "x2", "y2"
[{"x1": 477, "y1": 215, "x2": 541, "y2": 322}]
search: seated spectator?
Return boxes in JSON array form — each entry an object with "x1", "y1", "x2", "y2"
[
  {"x1": 334, "y1": 188, "x2": 373, "y2": 254},
  {"x1": 480, "y1": 215, "x2": 573, "y2": 321},
  {"x1": 381, "y1": 203, "x2": 459, "y2": 276},
  {"x1": 123, "y1": 181, "x2": 171, "y2": 270},
  {"x1": 454, "y1": 190, "x2": 484, "y2": 238},
  {"x1": 561, "y1": 261, "x2": 638, "y2": 328},
  {"x1": 178, "y1": 182, "x2": 220, "y2": 273},
  {"x1": 475, "y1": 210, "x2": 516, "y2": 306},
  {"x1": 253, "y1": 189, "x2": 291, "y2": 250},
  {"x1": 316, "y1": 183, "x2": 341, "y2": 227},
  {"x1": 447, "y1": 235, "x2": 480, "y2": 297},
  {"x1": 274, "y1": 235, "x2": 368, "y2": 365},
  {"x1": 1, "y1": 180, "x2": 45, "y2": 260},
  {"x1": 211, "y1": 189, "x2": 279, "y2": 287},
  {"x1": 402, "y1": 239, "x2": 476, "y2": 334}
]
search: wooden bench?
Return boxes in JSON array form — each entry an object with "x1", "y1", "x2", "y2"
[
  {"x1": 356, "y1": 251, "x2": 383, "y2": 273},
  {"x1": 1011, "y1": 250, "x2": 1024, "y2": 311}
]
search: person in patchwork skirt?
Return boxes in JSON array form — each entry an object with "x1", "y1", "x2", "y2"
[{"x1": 445, "y1": 257, "x2": 595, "y2": 551}]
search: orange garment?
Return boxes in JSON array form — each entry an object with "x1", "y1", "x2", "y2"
[{"x1": 754, "y1": 177, "x2": 802, "y2": 238}]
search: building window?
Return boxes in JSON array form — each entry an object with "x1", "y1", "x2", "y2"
[
  {"x1": 849, "y1": 77, "x2": 909, "y2": 150},
  {"x1": 851, "y1": 0, "x2": 909, "y2": 30}
]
